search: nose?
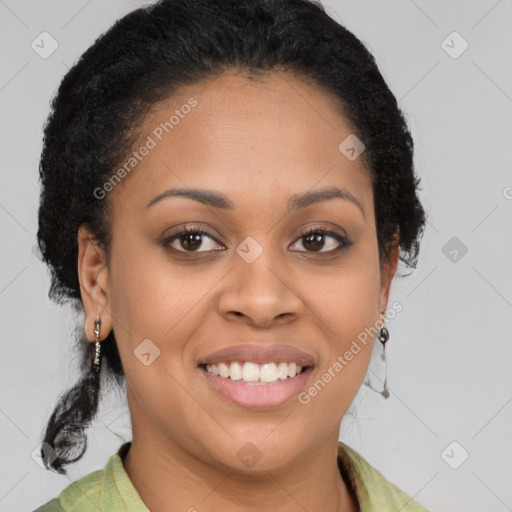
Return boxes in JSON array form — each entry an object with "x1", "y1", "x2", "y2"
[{"x1": 217, "y1": 252, "x2": 304, "y2": 328}]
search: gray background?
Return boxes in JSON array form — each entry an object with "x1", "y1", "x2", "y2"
[{"x1": 1, "y1": 1, "x2": 511, "y2": 510}]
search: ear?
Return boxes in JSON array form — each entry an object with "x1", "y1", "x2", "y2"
[
  {"x1": 77, "y1": 225, "x2": 112, "y2": 342},
  {"x1": 377, "y1": 231, "x2": 400, "y2": 317}
]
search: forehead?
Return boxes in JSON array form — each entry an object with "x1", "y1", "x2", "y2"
[{"x1": 110, "y1": 70, "x2": 373, "y2": 219}]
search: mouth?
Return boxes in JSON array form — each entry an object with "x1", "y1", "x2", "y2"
[
  {"x1": 197, "y1": 344, "x2": 315, "y2": 409},
  {"x1": 200, "y1": 360, "x2": 310, "y2": 384}
]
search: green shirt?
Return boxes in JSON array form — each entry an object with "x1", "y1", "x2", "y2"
[{"x1": 34, "y1": 441, "x2": 430, "y2": 511}]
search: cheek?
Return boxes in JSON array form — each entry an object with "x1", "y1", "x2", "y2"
[
  {"x1": 297, "y1": 280, "x2": 379, "y2": 428},
  {"x1": 300, "y1": 247, "x2": 381, "y2": 400},
  {"x1": 107, "y1": 235, "x2": 219, "y2": 384},
  {"x1": 107, "y1": 241, "x2": 202, "y2": 432},
  {"x1": 306, "y1": 246, "x2": 382, "y2": 342},
  {"x1": 324, "y1": 272, "x2": 381, "y2": 346},
  {"x1": 108, "y1": 232, "x2": 192, "y2": 341}
]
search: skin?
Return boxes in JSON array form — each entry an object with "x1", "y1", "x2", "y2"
[{"x1": 78, "y1": 70, "x2": 399, "y2": 512}]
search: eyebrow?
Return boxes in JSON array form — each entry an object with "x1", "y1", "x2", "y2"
[{"x1": 146, "y1": 186, "x2": 365, "y2": 218}]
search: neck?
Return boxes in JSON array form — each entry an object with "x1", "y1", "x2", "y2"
[{"x1": 123, "y1": 426, "x2": 358, "y2": 512}]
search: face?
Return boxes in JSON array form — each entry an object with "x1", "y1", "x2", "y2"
[{"x1": 78, "y1": 70, "x2": 398, "y2": 471}]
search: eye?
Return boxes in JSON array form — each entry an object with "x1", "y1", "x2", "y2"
[
  {"x1": 161, "y1": 226, "x2": 225, "y2": 253},
  {"x1": 161, "y1": 225, "x2": 352, "y2": 256},
  {"x1": 289, "y1": 227, "x2": 352, "y2": 254}
]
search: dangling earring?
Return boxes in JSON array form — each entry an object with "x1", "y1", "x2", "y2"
[
  {"x1": 377, "y1": 312, "x2": 390, "y2": 399},
  {"x1": 93, "y1": 317, "x2": 102, "y2": 373},
  {"x1": 364, "y1": 311, "x2": 390, "y2": 399}
]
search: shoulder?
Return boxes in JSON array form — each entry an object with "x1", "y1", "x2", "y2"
[
  {"x1": 337, "y1": 442, "x2": 432, "y2": 512},
  {"x1": 32, "y1": 467, "x2": 105, "y2": 512},
  {"x1": 32, "y1": 442, "x2": 144, "y2": 512},
  {"x1": 33, "y1": 498, "x2": 64, "y2": 512}
]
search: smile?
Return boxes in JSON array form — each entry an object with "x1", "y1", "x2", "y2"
[
  {"x1": 202, "y1": 361, "x2": 305, "y2": 384},
  {"x1": 199, "y1": 361, "x2": 314, "y2": 409}
]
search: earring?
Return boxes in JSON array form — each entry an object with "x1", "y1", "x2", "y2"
[
  {"x1": 377, "y1": 312, "x2": 390, "y2": 398},
  {"x1": 378, "y1": 321, "x2": 389, "y2": 346},
  {"x1": 364, "y1": 311, "x2": 390, "y2": 399},
  {"x1": 93, "y1": 317, "x2": 102, "y2": 373}
]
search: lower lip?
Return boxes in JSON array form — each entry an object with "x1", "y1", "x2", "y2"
[{"x1": 200, "y1": 366, "x2": 313, "y2": 409}]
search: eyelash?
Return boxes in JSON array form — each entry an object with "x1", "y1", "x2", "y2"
[{"x1": 161, "y1": 225, "x2": 352, "y2": 256}]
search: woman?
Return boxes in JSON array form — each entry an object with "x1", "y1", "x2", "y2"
[{"x1": 34, "y1": 0, "x2": 429, "y2": 510}]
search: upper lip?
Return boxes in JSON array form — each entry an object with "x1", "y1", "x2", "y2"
[{"x1": 198, "y1": 344, "x2": 315, "y2": 367}]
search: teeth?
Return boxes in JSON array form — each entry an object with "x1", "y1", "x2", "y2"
[
  {"x1": 204, "y1": 361, "x2": 307, "y2": 383},
  {"x1": 242, "y1": 362, "x2": 260, "y2": 382},
  {"x1": 206, "y1": 364, "x2": 220, "y2": 375},
  {"x1": 261, "y1": 363, "x2": 278, "y2": 383},
  {"x1": 218, "y1": 362, "x2": 230, "y2": 378},
  {"x1": 277, "y1": 362, "x2": 288, "y2": 379},
  {"x1": 230, "y1": 361, "x2": 243, "y2": 381}
]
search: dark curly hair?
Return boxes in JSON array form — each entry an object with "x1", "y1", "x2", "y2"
[{"x1": 36, "y1": 0, "x2": 427, "y2": 474}]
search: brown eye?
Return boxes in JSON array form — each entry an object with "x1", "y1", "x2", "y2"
[
  {"x1": 162, "y1": 227, "x2": 224, "y2": 253},
  {"x1": 290, "y1": 228, "x2": 352, "y2": 254}
]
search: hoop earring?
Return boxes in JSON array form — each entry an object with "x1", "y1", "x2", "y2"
[{"x1": 93, "y1": 317, "x2": 102, "y2": 373}]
